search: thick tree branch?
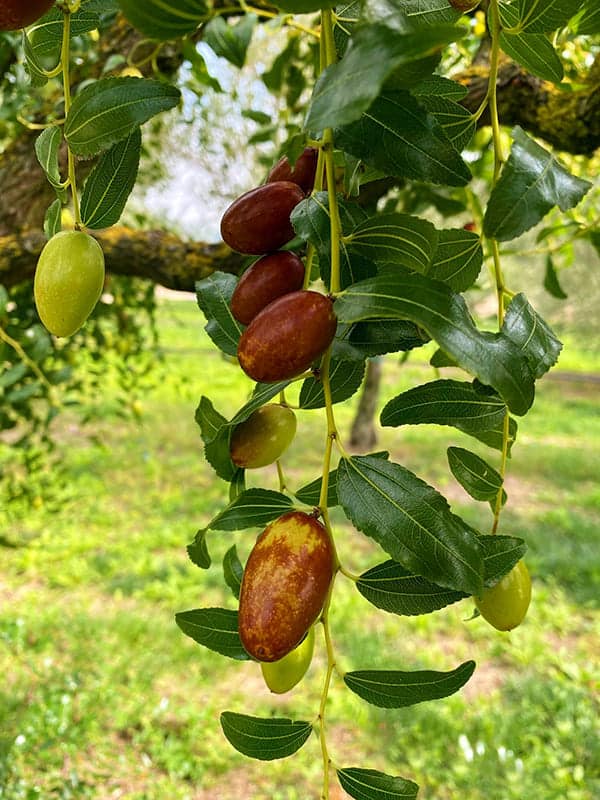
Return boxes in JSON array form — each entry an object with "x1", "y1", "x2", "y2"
[{"x1": 0, "y1": 227, "x2": 244, "y2": 290}]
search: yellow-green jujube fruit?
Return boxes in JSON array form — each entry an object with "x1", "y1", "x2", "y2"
[
  {"x1": 230, "y1": 404, "x2": 297, "y2": 469},
  {"x1": 34, "y1": 230, "x2": 105, "y2": 338},
  {"x1": 260, "y1": 625, "x2": 315, "y2": 694},
  {"x1": 475, "y1": 560, "x2": 532, "y2": 632}
]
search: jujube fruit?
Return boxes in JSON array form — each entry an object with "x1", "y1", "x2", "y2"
[
  {"x1": 261, "y1": 625, "x2": 315, "y2": 694},
  {"x1": 475, "y1": 560, "x2": 531, "y2": 632},
  {"x1": 237, "y1": 291, "x2": 337, "y2": 383},
  {"x1": 268, "y1": 147, "x2": 319, "y2": 194},
  {"x1": 229, "y1": 404, "x2": 297, "y2": 469},
  {"x1": 34, "y1": 230, "x2": 105, "y2": 337},
  {"x1": 239, "y1": 511, "x2": 335, "y2": 661},
  {"x1": 220, "y1": 181, "x2": 305, "y2": 255},
  {"x1": 0, "y1": 0, "x2": 55, "y2": 30},
  {"x1": 230, "y1": 251, "x2": 306, "y2": 325}
]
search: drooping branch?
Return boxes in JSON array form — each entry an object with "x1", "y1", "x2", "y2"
[{"x1": 0, "y1": 227, "x2": 244, "y2": 290}]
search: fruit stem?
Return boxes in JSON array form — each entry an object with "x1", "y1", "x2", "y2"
[
  {"x1": 276, "y1": 459, "x2": 287, "y2": 493},
  {"x1": 0, "y1": 325, "x2": 54, "y2": 394},
  {"x1": 60, "y1": 8, "x2": 82, "y2": 229},
  {"x1": 317, "y1": 568, "x2": 338, "y2": 800}
]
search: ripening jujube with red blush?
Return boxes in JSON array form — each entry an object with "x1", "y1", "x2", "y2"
[
  {"x1": 229, "y1": 404, "x2": 297, "y2": 469},
  {"x1": 238, "y1": 511, "x2": 334, "y2": 662},
  {"x1": 230, "y1": 251, "x2": 305, "y2": 325},
  {"x1": 267, "y1": 147, "x2": 319, "y2": 194},
  {"x1": 220, "y1": 181, "x2": 305, "y2": 255},
  {"x1": 237, "y1": 290, "x2": 337, "y2": 383},
  {"x1": 0, "y1": 0, "x2": 55, "y2": 29},
  {"x1": 475, "y1": 560, "x2": 531, "y2": 631}
]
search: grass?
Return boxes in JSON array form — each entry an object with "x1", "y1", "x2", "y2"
[{"x1": 1, "y1": 298, "x2": 599, "y2": 799}]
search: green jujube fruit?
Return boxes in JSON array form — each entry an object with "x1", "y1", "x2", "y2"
[
  {"x1": 261, "y1": 625, "x2": 315, "y2": 694},
  {"x1": 34, "y1": 230, "x2": 105, "y2": 337},
  {"x1": 475, "y1": 560, "x2": 532, "y2": 631},
  {"x1": 230, "y1": 404, "x2": 297, "y2": 468}
]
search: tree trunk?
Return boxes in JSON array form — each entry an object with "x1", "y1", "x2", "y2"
[{"x1": 349, "y1": 359, "x2": 382, "y2": 452}]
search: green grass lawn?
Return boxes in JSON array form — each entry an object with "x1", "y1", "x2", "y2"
[{"x1": 1, "y1": 299, "x2": 599, "y2": 799}]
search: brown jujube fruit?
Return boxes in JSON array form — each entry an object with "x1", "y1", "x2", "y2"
[
  {"x1": 237, "y1": 290, "x2": 337, "y2": 383},
  {"x1": 267, "y1": 147, "x2": 319, "y2": 194},
  {"x1": 239, "y1": 511, "x2": 334, "y2": 662},
  {"x1": 230, "y1": 251, "x2": 305, "y2": 325},
  {"x1": 220, "y1": 181, "x2": 305, "y2": 255},
  {"x1": 0, "y1": 0, "x2": 55, "y2": 30}
]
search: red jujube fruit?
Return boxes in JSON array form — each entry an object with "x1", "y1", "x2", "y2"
[
  {"x1": 230, "y1": 251, "x2": 305, "y2": 325},
  {"x1": 267, "y1": 147, "x2": 319, "y2": 194},
  {"x1": 237, "y1": 290, "x2": 337, "y2": 383},
  {"x1": 238, "y1": 511, "x2": 335, "y2": 661},
  {"x1": 220, "y1": 181, "x2": 305, "y2": 255},
  {"x1": 0, "y1": 0, "x2": 55, "y2": 30}
]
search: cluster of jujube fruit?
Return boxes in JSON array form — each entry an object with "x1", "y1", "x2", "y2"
[{"x1": 221, "y1": 149, "x2": 338, "y2": 692}]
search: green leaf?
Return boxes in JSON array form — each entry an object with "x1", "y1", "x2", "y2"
[
  {"x1": 117, "y1": 0, "x2": 207, "y2": 40},
  {"x1": 470, "y1": 418, "x2": 518, "y2": 454},
  {"x1": 23, "y1": 30, "x2": 49, "y2": 87},
  {"x1": 336, "y1": 272, "x2": 535, "y2": 415},
  {"x1": 80, "y1": 128, "x2": 141, "y2": 229},
  {"x1": 220, "y1": 713, "x2": 313, "y2": 760},
  {"x1": 203, "y1": 14, "x2": 257, "y2": 69},
  {"x1": 337, "y1": 767, "x2": 418, "y2": 800},
  {"x1": 347, "y1": 212, "x2": 439, "y2": 274},
  {"x1": 344, "y1": 660, "x2": 475, "y2": 708},
  {"x1": 543, "y1": 255, "x2": 568, "y2": 299},
  {"x1": 194, "y1": 396, "x2": 236, "y2": 481},
  {"x1": 413, "y1": 74, "x2": 468, "y2": 100},
  {"x1": 338, "y1": 455, "x2": 485, "y2": 594},
  {"x1": 175, "y1": 608, "x2": 250, "y2": 660},
  {"x1": 515, "y1": 0, "x2": 584, "y2": 32},
  {"x1": 447, "y1": 446, "x2": 506, "y2": 505},
  {"x1": 64, "y1": 77, "x2": 181, "y2": 158},
  {"x1": 0, "y1": 362, "x2": 28, "y2": 389},
  {"x1": 479, "y1": 534, "x2": 527, "y2": 588},
  {"x1": 576, "y1": 0, "x2": 600, "y2": 33},
  {"x1": 499, "y1": 31, "x2": 563, "y2": 83},
  {"x1": 416, "y1": 94, "x2": 476, "y2": 151},
  {"x1": 335, "y1": 321, "x2": 428, "y2": 360},
  {"x1": 223, "y1": 545, "x2": 243, "y2": 599},
  {"x1": 400, "y1": 0, "x2": 462, "y2": 24},
  {"x1": 381, "y1": 379, "x2": 507, "y2": 434},
  {"x1": 501, "y1": 293, "x2": 563, "y2": 378},
  {"x1": 335, "y1": 91, "x2": 471, "y2": 187},
  {"x1": 299, "y1": 359, "x2": 366, "y2": 409},
  {"x1": 43, "y1": 198, "x2": 62, "y2": 239},
  {"x1": 357, "y1": 559, "x2": 466, "y2": 616},
  {"x1": 230, "y1": 381, "x2": 293, "y2": 427},
  {"x1": 305, "y1": 17, "x2": 466, "y2": 130},
  {"x1": 209, "y1": 489, "x2": 294, "y2": 531},
  {"x1": 427, "y1": 228, "x2": 483, "y2": 292},
  {"x1": 195, "y1": 272, "x2": 243, "y2": 358},
  {"x1": 295, "y1": 470, "x2": 339, "y2": 507},
  {"x1": 27, "y1": 8, "x2": 99, "y2": 70},
  {"x1": 186, "y1": 528, "x2": 211, "y2": 569},
  {"x1": 34, "y1": 126, "x2": 63, "y2": 190}
]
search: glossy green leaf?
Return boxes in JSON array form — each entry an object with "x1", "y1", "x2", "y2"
[
  {"x1": 43, "y1": 199, "x2": 62, "y2": 239},
  {"x1": 27, "y1": 8, "x2": 99, "y2": 68},
  {"x1": 223, "y1": 545, "x2": 243, "y2": 599},
  {"x1": 499, "y1": 31, "x2": 563, "y2": 83},
  {"x1": 427, "y1": 228, "x2": 483, "y2": 292},
  {"x1": 576, "y1": 0, "x2": 600, "y2": 33},
  {"x1": 306, "y1": 17, "x2": 465, "y2": 130},
  {"x1": 381, "y1": 379, "x2": 507, "y2": 432},
  {"x1": 470, "y1": 418, "x2": 518, "y2": 454},
  {"x1": 543, "y1": 255, "x2": 568, "y2": 299},
  {"x1": 194, "y1": 396, "x2": 236, "y2": 481},
  {"x1": 220, "y1": 713, "x2": 313, "y2": 760},
  {"x1": 175, "y1": 608, "x2": 250, "y2": 660},
  {"x1": 335, "y1": 321, "x2": 428, "y2": 360},
  {"x1": 400, "y1": 0, "x2": 462, "y2": 24},
  {"x1": 117, "y1": 0, "x2": 207, "y2": 40},
  {"x1": 480, "y1": 534, "x2": 528, "y2": 587},
  {"x1": 299, "y1": 359, "x2": 366, "y2": 409},
  {"x1": 502, "y1": 294, "x2": 563, "y2": 378},
  {"x1": 80, "y1": 129, "x2": 141, "y2": 229},
  {"x1": 416, "y1": 94, "x2": 476, "y2": 151},
  {"x1": 347, "y1": 212, "x2": 439, "y2": 274},
  {"x1": 230, "y1": 381, "x2": 293, "y2": 427},
  {"x1": 336, "y1": 273, "x2": 535, "y2": 415},
  {"x1": 413, "y1": 74, "x2": 468, "y2": 100},
  {"x1": 344, "y1": 660, "x2": 475, "y2": 708},
  {"x1": 203, "y1": 14, "x2": 257, "y2": 69},
  {"x1": 35, "y1": 126, "x2": 63, "y2": 190},
  {"x1": 186, "y1": 528, "x2": 211, "y2": 569},
  {"x1": 447, "y1": 446, "x2": 506, "y2": 505},
  {"x1": 337, "y1": 767, "x2": 418, "y2": 800},
  {"x1": 195, "y1": 272, "x2": 243, "y2": 357},
  {"x1": 64, "y1": 78, "x2": 181, "y2": 158},
  {"x1": 295, "y1": 470, "x2": 339, "y2": 508},
  {"x1": 515, "y1": 0, "x2": 584, "y2": 32},
  {"x1": 209, "y1": 489, "x2": 294, "y2": 531},
  {"x1": 335, "y1": 91, "x2": 471, "y2": 187},
  {"x1": 338, "y1": 455, "x2": 485, "y2": 594}
]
